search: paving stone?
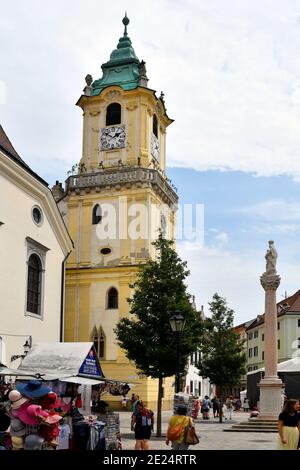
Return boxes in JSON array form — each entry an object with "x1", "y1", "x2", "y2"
[{"x1": 118, "y1": 410, "x2": 278, "y2": 450}]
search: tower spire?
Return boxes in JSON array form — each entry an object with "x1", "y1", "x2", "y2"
[{"x1": 123, "y1": 12, "x2": 130, "y2": 37}]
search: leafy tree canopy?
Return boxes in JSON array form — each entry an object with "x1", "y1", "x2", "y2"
[
  {"x1": 115, "y1": 234, "x2": 203, "y2": 379},
  {"x1": 197, "y1": 293, "x2": 247, "y2": 389}
]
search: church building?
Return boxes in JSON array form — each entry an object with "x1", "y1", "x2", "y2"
[{"x1": 57, "y1": 15, "x2": 178, "y2": 409}]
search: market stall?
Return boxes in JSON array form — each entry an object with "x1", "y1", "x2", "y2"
[
  {"x1": 0, "y1": 343, "x2": 132, "y2": 450},
  {"x1": 247, "y1": 356, "x2": 300, "y2": 408}
]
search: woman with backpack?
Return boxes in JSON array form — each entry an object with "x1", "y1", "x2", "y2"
[
  {"x1": 131, "y1": 401, "x2": 154, "y2": 450},
  {"x1": 166, "y1": 404, "x2": 195, "y2": 450}
]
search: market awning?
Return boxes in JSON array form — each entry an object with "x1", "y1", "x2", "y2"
[
  {"x1": 60, "y1": 376, "x2": 106, "y2": 386},
  {"x1": 19, "y1": 342, "x2": 104, "y2": 380},
  {"x1": 247, "y1": 356, "x2": 300, "y2": 375},
  {"x1": 0, "y1": 366, "x2": 41, "y2": 377}
]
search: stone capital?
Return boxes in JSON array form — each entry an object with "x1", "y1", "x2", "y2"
[{"x1": 260, "y1": 273, "x2": 281, "y2": 291}]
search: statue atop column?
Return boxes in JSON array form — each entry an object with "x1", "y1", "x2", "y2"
[
  {"x1": 261, "y1": 240, "x2": 280, "y2": 291},
  {"x1": 265, "y1": 240, "x2": 277, "y2": 274}
]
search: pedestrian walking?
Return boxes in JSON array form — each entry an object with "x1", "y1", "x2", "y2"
[
  {"x1": 131, "y1": 401, "x2": 154, "y2": 450},
  {"x1": 166, "y1": 404, "x2": 196, "y2": 450},
  {"x1": 243, "y1": 398, "x2": 249, "y2": 412},
  {"x1": 225, "y1": 396, "x2": 234, "y2": 420},
  {"x1": 211, "y1": 396, "x2": 220, "y2": 418},
  {"x1": 278, "y1": 399, "x2": 300, "y2": 450},
  {"x1": 121, "y1": 394, "x2": 129, "y2": 410},
  {"x1": 132, "y1": 395, "x2": 139, "y2": 414},
  {"x1": 193, "y1": 398, "x2": 199, "y2": 419},
  {"x1": 130, "y1": 394, "x2": 136, "y2": 410},
  {"x1": 201, "y1": 396, "x2": 210, "y2": 420}
]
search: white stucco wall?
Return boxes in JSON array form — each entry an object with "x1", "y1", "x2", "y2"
[
  {"x1": 185, "y1": 361, "x2": 213, "y2": 398},
  {"x1": 0, "y1": 161, "x2": 71, "y2": 368}
]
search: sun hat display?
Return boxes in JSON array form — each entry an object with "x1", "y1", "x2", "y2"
[
  {"x1": 39, "y1": 392, "x2": 62, "y2": 410},
  {"x1": 18, "y1": 403, "x2": 49, "y2": 426},
  {"x1": 12, "y1": 436, "x2": 23, "y2": 450},
  {"x1": 0, "y1": 411, "x2": 11, "y2": 432},
  {"x1": 23, "y1": 434, "x2": 44, "y2": 451},
  {"x1": 10, "y1": 418, "x2": 26, "y2": 437},
  {"x1": 8, "y1": 390, "x2": 29, "y2": 410},
  {"x1": 10, "y1": 408, "x2": 19, "y2": 418},
  {"x1": 16, "y1": 380, "x2": 51, "y2": 399},
  {"x1": 45, "y1": 413, "x2": 62, "y2": 425}
]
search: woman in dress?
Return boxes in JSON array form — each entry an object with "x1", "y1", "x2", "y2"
[
  {"x1": 278, "y1": 399, "x2": 300, "y2": 450},
  {"x1": 131, "y1": 401, "x2": 154, "y2": 450}
]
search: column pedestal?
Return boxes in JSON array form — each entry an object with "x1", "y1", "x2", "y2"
[{"x1": 257, "y1": 378, "x2": 282, "y2": 420}]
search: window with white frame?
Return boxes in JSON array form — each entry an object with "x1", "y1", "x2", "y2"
[{"x1": 25, "y1": 237, "x2": 49, "y2": 318}]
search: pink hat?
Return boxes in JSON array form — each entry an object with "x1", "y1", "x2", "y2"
[
  {"x1": 45, "y1": 413, "x2": 62, "y2": 425},
  {"x1": 9, "y1": 390, "x2": 29, "y2": 410},
  {"x1": 18, "y1": 403, "x2": 49, "y2": 426}
]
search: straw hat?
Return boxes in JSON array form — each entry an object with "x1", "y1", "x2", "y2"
[{"x1": 8, "y1": 390, "x2": 28, "y2": 410}]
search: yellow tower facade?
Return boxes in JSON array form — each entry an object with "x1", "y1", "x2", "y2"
[{"x1": 57, "y1": 15, "x2": 178, "y2": 410}]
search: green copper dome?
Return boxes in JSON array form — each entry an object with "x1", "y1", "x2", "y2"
[{"x1": 92, "y1": 14, "x2": 142, "y2": 95}]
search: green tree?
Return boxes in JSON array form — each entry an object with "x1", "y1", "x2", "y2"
[
  {"x1": 114, "y1": 234, "x2": 203, "y2": 436},
  {"x1": 196, "y1": 293, "x2": 246, "y2": 422}
]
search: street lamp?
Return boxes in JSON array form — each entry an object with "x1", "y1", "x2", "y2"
[
  {"x1": 11, "y1": 336, "x2": 32, "y2": 362},
  {"x1": 169, "y1": 311, "x2": 186, "y2": 393}
]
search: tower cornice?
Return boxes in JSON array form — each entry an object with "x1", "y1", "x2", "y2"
[{"x1": 64, "y1": 167, "x2": 178, "y2": 207}]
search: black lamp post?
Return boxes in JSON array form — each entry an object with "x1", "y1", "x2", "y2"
[{"x1": 169, "y1": 311, "x2": 186, "y2": 393}]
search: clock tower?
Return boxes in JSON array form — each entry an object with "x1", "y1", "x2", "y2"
[{"x1": 58, "y1": 15, "x2": 178, "y2": 409}]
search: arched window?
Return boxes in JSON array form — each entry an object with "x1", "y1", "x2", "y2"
[
  {"x1": 93, "y1": 332, "x2": 99, "y2": 355},
  {"x1": 92, "y1": 327, "x2": 105, "y2": 359},
  {"x1": 106, "y1": 103, "x2": 121, "y2": 126},
  {"x1": 99, "y1": 333, "x2": 105, "y2": 359},
  {"x1": 27, "y1": 254, "x2": 42, "y2": 314},
  {"x1": 92, "y1": 204, "x2": 102, "y2": 225},
  {"x1": 107, "y1": 287, "x2": 118, "y2": 309},
  {"x1": 153, "y1": 114, "x2": 158, "y2": 138}
]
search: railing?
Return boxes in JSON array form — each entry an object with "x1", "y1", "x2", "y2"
[{"x1": 67, "y1": 168, "x2": 178, "y2": 204}]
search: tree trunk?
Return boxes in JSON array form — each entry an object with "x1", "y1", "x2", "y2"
[
  {"x1": 156, "y1": 375, "x2": 163, "y2": 437},
  {"x1": 219, "y1": 385, "x2": 223, "y2": 423}
]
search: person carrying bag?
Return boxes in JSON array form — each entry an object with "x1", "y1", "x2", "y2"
[
  {"x1": 183, "y1": 417, "x2": 199, "y2": 446},
  {"x1": 166, "y1": 405, "x2": 199, "y2": 450}
]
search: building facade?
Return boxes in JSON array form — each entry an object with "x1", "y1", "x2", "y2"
[
  {"x1": 184, "y1": 304, "x2": 213, "y2": 398},
  {"x1": 57, "y1": 16, "x2": 177, "y2": 409},
  {"x1": 0, "y1": 125, "x2": 73, "y2": 367},
  {"x1": 246, "y1": 289, "x2": 300, "y2": 371}
]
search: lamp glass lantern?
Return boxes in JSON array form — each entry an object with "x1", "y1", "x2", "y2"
[{"x1": 169, "y1": 312, "x2": 186, "y2": 333}]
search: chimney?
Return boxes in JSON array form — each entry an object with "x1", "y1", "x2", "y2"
[{"x1": 52, "y1": 180, "x2": 65, "y2": 201}]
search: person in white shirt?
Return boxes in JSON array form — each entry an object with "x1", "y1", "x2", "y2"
[{"x1": 57, "y1": 419, "x2": 71, "y2": 450}]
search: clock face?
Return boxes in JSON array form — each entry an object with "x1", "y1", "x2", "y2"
[
  {"x1": 100, "y1": 125, "x2": 126, "y2": 150},
  {"x1": 151, "y1": 133, "x2": 160, "y2": 161}
]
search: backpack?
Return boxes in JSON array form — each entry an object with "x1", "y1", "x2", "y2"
[
  {"x1": 167, "y1": 423, "x2": 184, "y2": 442},
  {"x1": 136, "y1": 411, "x2": 153, "y2": 428}
]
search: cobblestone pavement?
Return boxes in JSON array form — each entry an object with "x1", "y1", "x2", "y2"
[{"x1": 119, "y1": 410, "x2": 278, "y2": 450}]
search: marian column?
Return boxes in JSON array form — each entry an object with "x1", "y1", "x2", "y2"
[{"x1": 258, "y1": 241, "x2": 282, "y2": 420}]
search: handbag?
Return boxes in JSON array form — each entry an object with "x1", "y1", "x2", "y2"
[{"x1": 184, "y1": 418, "x2": 199, "y2": 445}]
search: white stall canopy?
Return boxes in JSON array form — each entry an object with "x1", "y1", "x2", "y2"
[{"x1": 18, "y1": 342, "x2": 105, "y2": 384}]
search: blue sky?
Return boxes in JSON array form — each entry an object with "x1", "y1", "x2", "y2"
[
  {"x1": 169, "y1": 168, "x2": 300, "y2": 323},
  {"x1": 1, "y1": 0, "x2": 300, "y2": 324}
]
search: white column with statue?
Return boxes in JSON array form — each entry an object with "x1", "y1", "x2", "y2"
[{"x1": 258, "y1": 241, "x2": 282, "y2": 420}]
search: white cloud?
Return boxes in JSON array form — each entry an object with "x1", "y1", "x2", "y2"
[
  {"x1": 252, "y1": 223, "x2": 300, "y2": 235},
  {"x1": 234, "y1": 199, "x2": 300, "y2": 221},
  {"x1": 214, "y1": 231, "x2": 229, "y2": 245},
  {"x1": 2, "y1": 1, "x2": 300, "y2": 181}
]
